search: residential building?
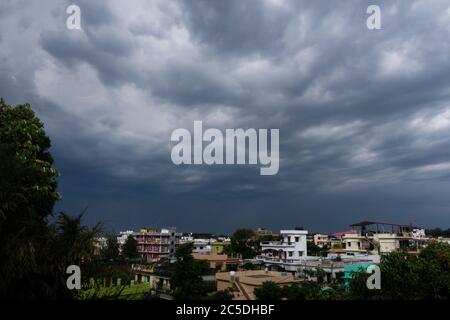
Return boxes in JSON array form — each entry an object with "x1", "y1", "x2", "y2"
[
  {"x1": 328, "y1": 230, "x2": 354, "y2": 254},
  {"x1": 180, "y1": 233, "x2": 194, "y2": 243},
  {"x1": 297, "y1": 254, "x2": 380, "y2": 283},
  {"x1": 192, "y1": 253, "x2": 241, "y2": 272},
  {"x1": 93, "y1": 236, "x2": 107, "y2": 256},
  {"x1": 257, "y1": 229, "x2": 308, "y2": 272},
  {"x1": 211, "y1": 241, "x2": 230, "y2": 255},
  {"x1": 254, "y1": 228, "x2": 279, "y2": 238},
  {"x1": 180, "y1": 233, "x2": 221, "y2": 255},
  {"x1": 216, "y1": 270, "x2": 302, "y2": 300},
  {"x1": 412, "y1": 228, "x2": 426, "y2": 238},
  {"x1": 132, "y1": 263, "x2": 173, "y2": 299},
  {"x1": 192, "y1": 239, "x2": 212, "y2": 255},
  {"x1": 313, "y1": 234, "x2": 329, "y2": 247},
  {"x1": 134, "y1": 227, "x2": 181, "y2": 262},
  {"x1": 343, "y1": 221, "x2": 425, "y2": 255}
]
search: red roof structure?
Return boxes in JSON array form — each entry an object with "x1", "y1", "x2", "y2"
[{"x1": 329, "y1": 230, "x2": 355, "y2": 237}]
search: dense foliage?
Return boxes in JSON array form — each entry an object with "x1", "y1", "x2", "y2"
[
  {"x1": 426, "y1": 228, "x2": 450, "y2": 238},
  {"x1": 349, "y1": 242, "x2": 450, "y2": 299},
  {"x1": 307, "y1": 240, "x2": 329, "y2": 257},
  {"x1": 171, "y1": 242, "x2": 210, "y2": 299},
  {"x1": 0, "y1": 99, "x2": 102, "y2": 299},
  {"x1": 122, "y1": 235, "x2": 138, "y2": 259},
  {"x1": 102, "y1": 235, "x2": 120, "y2": 261}
]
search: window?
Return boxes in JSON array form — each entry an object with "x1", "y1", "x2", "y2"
[
  {"x1": 288, "y1": 251, "x2": 293, "y2": 257},
  {"x1": 295, "y1": 237, "x2": 299, "y2": 242},
  {"x1": 299, "y1": 251, "x2": 303, "y2": 256}
]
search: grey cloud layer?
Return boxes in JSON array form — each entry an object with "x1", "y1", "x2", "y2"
[{"x1": 1, "y1": 0, "x2": 450, "y2": 231}]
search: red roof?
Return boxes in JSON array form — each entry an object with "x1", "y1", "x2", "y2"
[{"x1": 329, "y1": 230, "x2": 355, "y2": 237}]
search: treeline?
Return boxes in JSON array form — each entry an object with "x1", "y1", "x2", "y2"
[{"x1": 426, "y1": 228, "x2": 450, "y2": 237}]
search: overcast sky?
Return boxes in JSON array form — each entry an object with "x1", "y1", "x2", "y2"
[{"x1": 1, "y1": 0, "x2": 450, "y2": 234}]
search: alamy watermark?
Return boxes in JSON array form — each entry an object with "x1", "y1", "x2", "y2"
[
  {"x1": 367, "y1": 5, "x2": 381, "y2": 30},
  {"x1": 66, "y1": 4, "x2": 81, "y2": 30},
  {"x1": 170, "y1": 121, "x2": 279, "y2": 175},
  {"x1": 366, "y1": 264, "x2": 381, "y2": 290},
  {"x1": 65, "y1": 4, "x2": 380, "y2": 31},
  {"x1": 66, "y1": 265, "x2": 81, "y2": 290}
]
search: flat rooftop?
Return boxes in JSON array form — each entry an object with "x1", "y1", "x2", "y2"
[{"x1": 247, "y1": 274, "x2": 275, "y2": 279}]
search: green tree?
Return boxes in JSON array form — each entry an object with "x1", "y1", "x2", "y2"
[
  {"x1": 417, "y1": 241, "x2": 450, "y2": 299},
  {"x1": 254, "y1": 281, "x2": 284, "y2": 300},
  {"x1": 307, "y1": 241, "x2": 328, "y2": 257},
  {"x1": 207, "y1": 289, "x2": 233, "y2": 300},
  {"x1": 48, "y1": 212, "x2": 103, "y2": 298},
  {"x1": 171, "y1": 243, "x2": 210, "y2": 299},
  {"x1": 0, "y1": 99, "x2": 105, "y2": 299},
  {"x1": 426, "y1": 228, "x2": 450, "y2": 238},
  {"x1": 348, "y1": 242, "x2": 450, "y2": 300},
  {"x1": 102, "y1": 235, "x2": 120, "y2": 261},
  {"x1": 122, "y1": 235, "x2": 138, "y2": 259},
  {"x1": 49, "y1": 212, "x2": 103, "y2": 265},
  {"x1": 0, "y1": 98, "x2": 60, "y2": 298},
  {"x1": 225, "y1": 229, "x2": 256, "y2": 259},
  {"x1": 282, "y1": 282, "x2": 326, "y2": 300}
]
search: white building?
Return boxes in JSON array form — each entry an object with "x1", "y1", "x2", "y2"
[
  {"x1": 180, "y1": 234, "x2": 194, "y2": 243},
  {"x1": 192, "y1": 239, "x2": 212, "y2": 255},
  {"x1": 412, "y1": 228, "x2": 426, "y2": 239},
  {"x1": 180, "y1": 233, "x2": 215, "y2": 254},
  {"x1": 117, "y1": 230, "x2": 135, "y2": 247},
  {"x1": 257, "y1": 229, "x2": 308, "y2": 272}
]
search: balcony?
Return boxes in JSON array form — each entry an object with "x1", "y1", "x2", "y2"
[
  {"x1": 260, "y1": 241, "x2": 295, "y2": 250},
  {"x1": 256, "y1": 255, "x2": 302, "y2": 265}
]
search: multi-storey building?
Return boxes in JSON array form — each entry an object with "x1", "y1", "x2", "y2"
[
  {"x1": 180, "y1": 233, "x2": 216, "y2": 255},
  {"x1": 192, "y1": 239, "x2": 212, "y2": 255},
  {"x1": 313, "y1": 234, "x2": 329, "y2": 248},
  {"x1": 257, "y1": 229, "x2": 308, "y2": 272},
  {"x1": 343, "y1": 221, "x2": 425, "y2": 255},
  {"x1": 134, "y1": 227, "x2": 181, "y2": 262}
]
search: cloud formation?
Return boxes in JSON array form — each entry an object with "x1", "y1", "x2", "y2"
[{"x1": 1, "y1": 0, "x2": 450, "y2": 232}]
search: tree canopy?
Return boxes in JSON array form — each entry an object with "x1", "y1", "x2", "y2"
[
  {"x1": 0, "y1": 98, "x2": 102, "y2": 299},
  {"x1": 122, "y1": 235, "x2": 138, "y2": 259},
  {"x1": 225, "y1": 228, "x2": 257, "y2": 259},
  {"x1": 171, "y1": 242, "x2": 210, "y2": 299}
]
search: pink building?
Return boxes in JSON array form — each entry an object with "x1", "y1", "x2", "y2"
[{"x1": 134, "y1": 227, "x2": 181, "y2": 262}]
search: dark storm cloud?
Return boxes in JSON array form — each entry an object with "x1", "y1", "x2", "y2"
[
  {"x1": 1, "y1": 0, "x2": 450, "y2": 232},
  {"x1": 178, "y1": 0, "x2": 293, "y2": 56}
]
